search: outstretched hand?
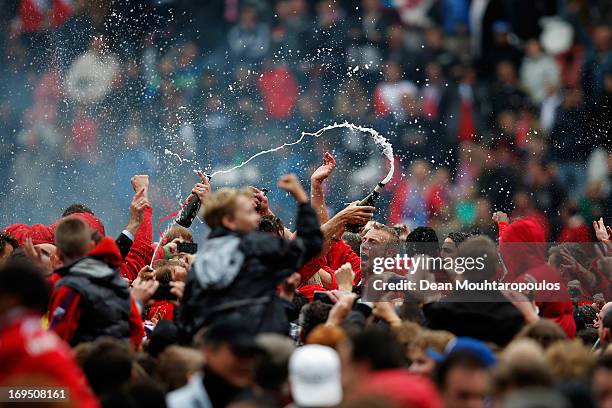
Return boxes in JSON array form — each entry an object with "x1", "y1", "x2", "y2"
[
  {"x1": 311, "y1": 152, "x2": 336, "y2": 183},
  {"x1": 336, "y1": 201, "x2": 375, "y2": 226}
]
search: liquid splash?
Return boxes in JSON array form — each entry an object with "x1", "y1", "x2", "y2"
[{"x1": 207, "y1": 122, "x2": 395, "y2": 185}]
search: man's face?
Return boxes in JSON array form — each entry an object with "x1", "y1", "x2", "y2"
[
  {"x1": 594, "y1": 368, "x2": 612, "y2": 408},
  {"x1": 35, "y1": 244, "x2": 59, "y2": 275},
  {"x1": 361, "y1": 229, "x2": 394, "y2": 268},
  {"x1": 440, "y1": 238, "x2": 459, "y2": 259},
  {"x1": 224, "y1": 196, "x2": 261, "y2": 233},
  {"x1": 442, "y1": 366, "x2": 489, "y2": 408},
  {"x1": 204, "y1": 343, "x2": 257, "y2": 388},
  {"x1": 0, "y1": 243, "x2": 15, "y2": 266}
]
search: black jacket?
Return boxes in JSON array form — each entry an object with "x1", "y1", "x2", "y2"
[
  {"x1": 423, "y1": 289, "x2": 525, "y2": 346},
  {"x1": 178, "y1": 203, "x2": 322, "y2": 339},
  {"x1": 55, "y1": 257, "x2": 132, "y2": 346}
]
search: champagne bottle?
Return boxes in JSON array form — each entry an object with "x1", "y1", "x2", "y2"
[
  {"x1": 345, "y1": 182, "x2": 385, "y2": 233},
  {"x1": 175, "y1": 194, "x2": 201, "y2": 228},
  {"x1": 175, "y1": 173, "x2": 211, "y2": 228}
]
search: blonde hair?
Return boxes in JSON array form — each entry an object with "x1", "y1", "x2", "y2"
[
  {"x1": 545, "y1": 339, "x2": 593, "y2": 380},
  {"x1": 410, "y1": 329, "x2": 455, "y2": 353},
  {"x1": 203, "y1": 188, "x2": 252, "y2": 228}
]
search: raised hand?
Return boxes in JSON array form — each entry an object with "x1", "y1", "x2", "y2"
[
  {"x1": 372, "y1": 301, "x2": 402, "y2": 326},
  {"x1": 492, "y1": 211, "x2": 509, "y2": 224},
  {"x1": 249, "y1": 186, "x2": 272, "y2": 215},
  {"x1": 131, "y1": 175, "x2": 149, "y2": 194},
  {"x1": 127, "y1": 187, "x2": 150, "y2": 234},
  {"x1": 326, "y1": 292, "x2": 358, "y2": 326},
  {"x1": 278, "y1": 174, "x2": 308, "y2": 204},
  {"x1": 336, "y1": 201, "x2": 375, "y2": 226},
  {"x1": 335, "y1": 263, "x2": 355, "y2": 292},
  {"x1": 594, "y1": 217, "x2": 611, "y2": 242},
  {"x1": 192, "y1": 170, "x2": 212, "y2": 202},
  {"x1": 311, "y1": 152, "x2": 336, "y2": 184}
]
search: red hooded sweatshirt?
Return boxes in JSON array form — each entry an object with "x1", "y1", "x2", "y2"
[
  {"x1": 0, "y1": 309, "x2": 99, "y2": 407},
  {"x1": 499, "y1": 217, "x2": 576, "y2": 337}
]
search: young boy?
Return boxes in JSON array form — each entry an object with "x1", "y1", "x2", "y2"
[
  {"x1": 48, "y1": 217, "x2": 144, "y2": 348},
  {"x1": 178, "y1": 174, "x2": 322, "y2": 338}
]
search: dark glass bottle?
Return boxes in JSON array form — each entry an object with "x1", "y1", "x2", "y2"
[
  {"x1": 175, "y1": 194, "x2": 201, "y2": 228},
  {"x1": 345, "y1": 183, "x2": 384, "y2": 233},
  {"x1": 175, "y1": 173, "x2": 211, "y2": 228}
]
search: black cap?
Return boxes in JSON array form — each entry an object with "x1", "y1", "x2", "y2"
[
  {"x1": 147, "y1": 321, "x2": 178, "y2": 357},
  {"x1": 205, "y1": 318, "x2": 263, "y2": 354}
]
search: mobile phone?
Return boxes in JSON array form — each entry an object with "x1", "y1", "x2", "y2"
[
  {"x1": 151, "y1": 282, "x2": 178, "y2": 301},
  {"x1": 313, "y1": 291, "x2": 334, "y2": 305},
  {"x1": 177, "y1": 242, "x2": 198, "y2": 254}
]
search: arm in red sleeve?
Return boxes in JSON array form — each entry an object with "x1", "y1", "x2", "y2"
[
  {"x1": 120, "y1": 207, "x2": 153, "y2": 283},
  {"x1": 497, "y1": 221, "x2": 509, "y2": 242},
  {"x1": 48, "y1": 286, "x2": 82, "y2": 344},
  {"x1": 297, "y1": 256, "x2": 326, "y2": 285},
  {"x1": 128, "y1": 297, "x2": 144, "y2": 351}
]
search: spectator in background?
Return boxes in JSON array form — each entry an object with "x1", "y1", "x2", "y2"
[
  {"x1": 520, "y1": 39, "x2": 561, "y2": 104},
  {"x1": 490, "y1": 61, "x2": 528, "y2": 120},
  {"x1": 373, "y1": 60, "x2": 418, "y2": 120},
  {"x1": 227, "y1": 4, "x2": 271, "y2": 67},
  {"x1": 549, "y1": 87, "x2": 589, "y2": 197}
]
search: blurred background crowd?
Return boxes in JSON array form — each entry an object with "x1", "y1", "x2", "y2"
[{"x1": 0, "y1": 0, "x2": 610, "y2": 237}]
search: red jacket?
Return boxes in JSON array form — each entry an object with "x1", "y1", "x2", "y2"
[
  {"x1": 119, "y1": 207, "x2": 153, "y2": 283},
  {"x1": 146, "y1": 300, "x2": 175, "y2": 322},
  {"x1": 0, "y1": 309, "x2": 99, "y2": 408},
  {"x1": 48, "y1": 238, "x2": 145, "y2": 350},
  {"x1": 499, "y1": 217, "x2": 576, "y2": 337},
  {"x1": 297, "y1": 241, "x2": 361, "y2": 299}
]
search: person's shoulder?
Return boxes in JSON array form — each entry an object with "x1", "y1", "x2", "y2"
[{"x1": 166, "y1": 372, "x2": 211, "y2": 408}]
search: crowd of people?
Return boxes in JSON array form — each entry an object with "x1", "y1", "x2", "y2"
[
  {"x1": 0, "y1": 0, "x2": 610, "y2": 233},
  {"x1": 0, "y1": 0, "x2": 612, "y2": 407},
  {"x1": 0, "y1": 156, "x2": 611, "y2": 408}
]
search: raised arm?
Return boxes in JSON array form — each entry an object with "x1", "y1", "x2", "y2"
[{"x1": 310, "y1": 152, "x2": 336, "y2": 224}]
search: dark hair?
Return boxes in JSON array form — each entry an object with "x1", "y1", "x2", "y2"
[
  {"x1": 435, "y1": 349, "x2": 489, "y2": 388},
  {"x1": 300, "y1": 301, "x2": 332, "y2": 341},
  {"x1": 0, "y1": 232, "x2": 19, "y2": 254},
  {"x1": 447, "y1": 231, "x2": 471, "y2": 244},
  {"x1": 259, "y1": 215, "x2": 285, "y2": 237},
  {"x1": 350, "y1": 327, "x2": 406, "y2": 370},
  {"x1": 342, "y1": 232, "x2": 362, "y2": 256},
  {"x1": 0, "y1": 259, "x2": 50, "y2": 313},
  {"x1": 79, "y1": 337, "x2": 134, "y2": 396},
  {"x1": 406, "y1": 226, "x2": 439, "y2": 257},
  {"x1": 62, "y1": 203, "x2": 94, "y2": 217}
]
